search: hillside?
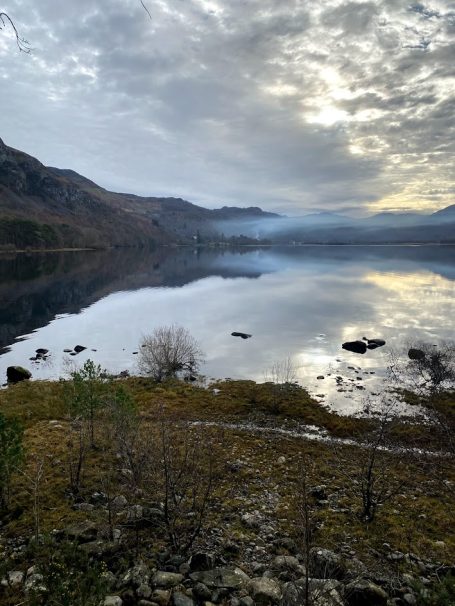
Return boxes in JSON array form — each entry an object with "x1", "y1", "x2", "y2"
[{"x1": 0, "y1": 138, "x2": 277, "y2": 250}]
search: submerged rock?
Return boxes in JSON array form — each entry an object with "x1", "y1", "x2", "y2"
[
  {"x1": 408, "y1": 348, "x2": 426, "y2": 361},
  {"x1": 7, "y1": 366, "x2": 32, "y2": 383},
  {"x1": 231, "y1": 332, "x2": 252, "y2": 339},
  {"x1": 367, "y1": 338, "x2": 386, "y2": 347},
  {"x1": 342, "y1": 341, "x2": 367, "y2": 355}
]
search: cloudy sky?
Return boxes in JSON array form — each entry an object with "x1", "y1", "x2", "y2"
[{"x1": 1, "y1": 0, "x2": 454, "y2": 215}]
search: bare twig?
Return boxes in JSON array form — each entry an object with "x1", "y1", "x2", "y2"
[{"x1": 0, "y1": 12, "x2": 31, "y2": 53}]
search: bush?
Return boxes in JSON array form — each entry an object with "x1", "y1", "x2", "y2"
[{"x1": 138, "y1": 325, "x2": 204, "y2": 381}]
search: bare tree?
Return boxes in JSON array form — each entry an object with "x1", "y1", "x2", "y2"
[
  {"x1": 0, "y1": 12, "x2": 31, "y2": 53},
  {"x1": 138, "y1": 325, "x2": 204, "y2": 382},
  {"x1": 20, "y1": 455, "x2": 46, "y2": 541}
]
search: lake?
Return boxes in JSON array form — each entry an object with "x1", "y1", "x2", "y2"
[{"x1": 1, "y1": 245, "x2": 454, "y2": 414}]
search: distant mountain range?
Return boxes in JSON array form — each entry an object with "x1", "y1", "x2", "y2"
[{"x1": 0, "y1": 137, "x2": 454, "y2": 249}]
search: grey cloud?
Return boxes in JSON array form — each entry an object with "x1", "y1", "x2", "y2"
[{"x1": 0, "y1": 0, "x2": 453, "y2": 215}]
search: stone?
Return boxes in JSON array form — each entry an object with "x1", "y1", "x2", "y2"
[
  {"x1": 282, "y1": 579, "x2": 343, "y2": 606},
  {"x1": 239, "y1": 598, "x2": 254, "y2": 606},
  {"x1": 74, "y1": 345, "x2": 87, "y2": 353},
  {"x1": 367, "y1": 339, "x2": 386, "y2": 347},
  {"x1": 272, "y1": 556, "x2": 301, "y2": 573},
  {"x1": 408, "y1": 348, "x2": 425, "y2": 361},
  {"x1": 403, "y1": 594, "x2": 417, "y2": 605},
  {"x1": 189, "y1": 568, "x2": 250, "y2": 590},
  {"x1": 241, "y1": 512, "x2": 263, "y2": 529},
  {"x1": 172, "y1": 592, "x2": 194, "y2": 606},
  {"x1": 6, "y1": 366, "x2": 32, "y2": 383},
  {"x1": 122, "y1": 563, "x2": 151, "y2": 588},
  {"x1": 112, "y1": 495, "x2": 128, "y2": 510},
  {"x1": 345, "y1": 580, "x2": 388, "y2": 606},
  {"x1": 189, "y1": 552, "x2": 216, "y2": 572},
  {"x1": 231, "y1": 332, "x2": 252, "y2": 339},
  {"x1": 136, "y1": 583, "x2": 152, "y2": 599},
  {"x1": 24, "y1": 572, "x2": 45, "y2": 593},
  {"x1": 248, "y1": 577, "x2": 282, "y2": 605},
  {"x1": 277, "y1": 456, "x2": 286, "y2": 465},
  {"x1": 64, "y1": 521, "x2": 98, "y2": 543},
  {"x1": 309, "y1": 548, "x2": 346, "y2": 580},
  {"x1": 342, "y1": 341, "x2": 367, "y2": 355},
  {"x1": 317, "y1": 376, "x2": 325, "y2": 380},
  {"x1": 193, "y1": 582, "x2": 212, "y2": 602},
  {"x1": 104, "y1": 597, "x2": 123, "y2": 606},
  {"x1": 1, "y1": 570, "x2": 24, "y2": 587},
  {"x1": 79, "y1": 540, "x2": 120, "y2": 558},
  {"x1": 151, "y1": 590, "x2": 171, "y2": 606},
  {"x1": 152, "y1": 572, "x2": 184, "y2": 589}
]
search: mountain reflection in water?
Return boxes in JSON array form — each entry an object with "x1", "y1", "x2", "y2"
[{"x1": 0, "y1": 245, "x2": 454, "y2": 414}]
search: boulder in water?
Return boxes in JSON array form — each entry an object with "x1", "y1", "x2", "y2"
[
  {"x1": 367, "y1": 338, "x2": 386, "y2": 347},
  {"x1": 7, "y1": 366, "x2": 32, "y2": 383},
  {"x1": 342, "y1": 341, "x2": 367, "y2": 354},
  {"x1": 36, "y1": 348, "x2": 49, "y2": 355},
  {"x1": 74, "y1": 345, "x2": 87, "y2": 353},
  {"x1": 231, "y1": 332, "x2": 252, "y2": 339},
  {"x1": 408, "y1": 348, "x2": 426, "y2": 361}
]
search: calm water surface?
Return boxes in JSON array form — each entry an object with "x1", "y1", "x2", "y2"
[{"x1": 0, "y1": 245, "x2": 454, "y2": 414}]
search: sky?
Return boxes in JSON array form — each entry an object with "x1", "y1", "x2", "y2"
[{"x1": 0, "y1": 0, "x2": 454, "y2": 215}]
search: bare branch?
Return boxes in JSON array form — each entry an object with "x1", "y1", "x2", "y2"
[
  {"x1": 140, "y1": 1, "x2": 153, "y2": 21},
  {"x1": 0, "y1": 12, "x2": 31, "y2": 53}
]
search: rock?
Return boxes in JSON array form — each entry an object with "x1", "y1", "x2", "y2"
[
  {"x1": 367, "y1": 339, "x2": 386, "y2": 347},
  {"x1": 122, "y1": 563, "x2": 151, "y2": 588},
  {"x1": 271, "y1": 538, "x2": 298, "y2": 555},
  {"x1": 342, "y1": 341, "x2": 367, "y2": 355},
  {"x1": 317, "y1": 376, "x2": 325, "y2": 380},
  {"x1": 248, "y1": 578, "x2": 282, "y2": 605},
  {"x1": 64, "y1": 521, "x2": 98, "y2": 543},
  {"x1": 189, "y1": 568, "x2": 250, "y2": 590},
  {"x1": 408, "y1": 348, "x2": 425, "y2": 361},
  {"x1": 193, "y1": 582, "x2": 212, "y2": 602},
  {"x1": 36, "y1": 348, "x2": 49, "y2": 355},
  {"x1": 64, "y1": 348, "x2": 72, "y2": 353},
  {"x1": 282, "y1": 579, "x2": 343, "y2": 606},
  {"x1": 1, "y1": 570, "x2": 24, "y2": 587},
  {"x1": 151, "y1": 590, "x2": 171, "y2": 606},
  {"x1": 309, "y1": 485, "x2": 328, "y2": 501},
  {"x1": 74, "y1": 345, "x2": 87, "y2": 353},
  {"x1": 137, "y1": 584, "x2": 153, "y2": 599},
  {"x1": 345, "y1": 580, "x2": 388, "y2": 606},
  {"x1": 277, "y1": 456, "x2": 286, "y2": 465},
  {"x1": 112, "y1": 495, "x2": 128, "y2": 510},
  {"x1": 403, "y1": 594, "x2": 417, "y2": 605},
  {"x1": 74, "y1": 502, "x2": 95, "y2": 512},
  {"x1": 6, "y1": 366, "x2": 32, "y2": 383},
  {"x1": 152, "y1": 572, "x2": 184, "y2": 589},
  {"x1": 172, "y1": 592, "x2": 194, "y2": 606},
  {"x1": 79, "y1": 540, "x2": 120, "y2": 558},
  {"x1": 104, "y1": 597, "x2": 123, "y2": 606},
  {"x1": 189, "y1": 553, "x2": 215, "y2": 572},
  {"x1": 367, "y1": 343, "x2": 380, "y2": 350},
  {"x1": 309, "y1": 548, "x2": 346, "y2": 580},
  {"x1": 272, "y1": 556, "x2": 301, "y2": 573},
  {"x1": 241, "y1": 512, "x2": 263, "y2": 529},
  {"x1": 231, "y1": 332, "x2": 252, "y2": 339},
  {"x1": 24, "y1": 571, "x2": 45, "y2": 593},
  {"x1": 239, "y1": 598, "x2": 254, "y2": 606}
]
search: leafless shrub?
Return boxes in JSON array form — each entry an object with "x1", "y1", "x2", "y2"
[
  {"x1": 138, "y1": 325, "x2": 204, "y2": 382},
  {"x1": 20, "y1": 455, "x2": 46, "y2": 541},
  {"x1": 66, "y1": 418, "x2": 90, "y2": 495},
  {"x1": 264, "y1": 356, "x2": 299, "y2": 413},
  {"x1": 334, "y1": 402, "x2": 414, "y2": 522}
]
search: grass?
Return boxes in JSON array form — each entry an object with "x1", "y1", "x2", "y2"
[{"x1": 0, "y1": 377, "x2": 454, "y2": 586}]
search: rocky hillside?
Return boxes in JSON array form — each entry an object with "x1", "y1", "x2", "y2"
[{"x1": 0, "y1": 138, "x2": 277, "y2": 250}]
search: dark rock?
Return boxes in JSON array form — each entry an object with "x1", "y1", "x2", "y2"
[
  {"x1": 367, "y1": 343, "x2": 380, "y2": 350},
  {"x1": 248, "y1": 578, "x2": 282, "y2": 605},
  {"x1": 7, "y1": 366, "x2": 32, "y2": 383},
  {"x1": 79, "y1": 540, "x2": 120, "y2": 558},
  {"x1": 63, "y1": 348, "x2": 72, "y2": 353},
  {"x1": 342, "y1": 341, "x2": 367, "y2": 355},
  {"x1": 231, "y1": 332, "x2": 252, "y2": 339},
  {"x1": 408, "y1": 348, "x2": 426, "y2": 361},
  {"x1": 193, "y1": 582, "x2": 212, "y2": 602},
  {"x1": 152, "y1": 572, "x2": 183, "y2": 589},
  {"x1": 74, "y1": 345, "x2": 87, "y2": 353},
  {"x1": 36, "y1": 348, "x2": 49, "y2": 355},
  {"x1": 309, "y1": 548, "x2": 346, "y2": 580},
  {"x1": 345, "y1": 580, "x2": 388, "y2": 606},
  {"x1": 189, "y1": 553, "x2": 215, "y2": 572},
  {"x1": 367, "y1": 339, "x2": 386, "y2": 347}
]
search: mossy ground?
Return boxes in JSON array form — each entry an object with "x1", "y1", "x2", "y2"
[{"x1": 0, "y1": 378, "x2": 454, "y2": 579}]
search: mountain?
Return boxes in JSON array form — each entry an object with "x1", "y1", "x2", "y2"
[{"x1": 0, "y1": 138, "x2": 277, "y2": 250}]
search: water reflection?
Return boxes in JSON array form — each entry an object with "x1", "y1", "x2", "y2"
[{"x1": 0, "y1": 245, "x2": 454, "y2": 414}]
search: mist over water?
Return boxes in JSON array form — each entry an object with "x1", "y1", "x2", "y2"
[{"x1": 0, "y1": 245, "x2": 454, "y2": 414}]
